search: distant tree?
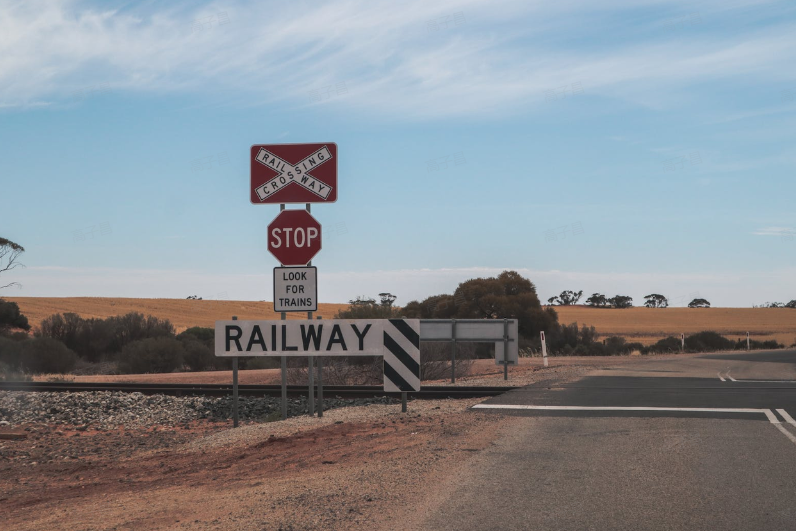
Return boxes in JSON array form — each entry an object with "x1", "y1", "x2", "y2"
[
  {"x1": 644, "y1": 294, "x2": 669, "y2": 308},
  {"x1": 688, "y1": 298, "x2": 711, "y2": 308},
  {"x1": 547, "y1": 296, "x2": 557, "y2": 306},
  {"x1": 585, "y1": 293, "x2": 609, "y2": 307},
  {"x1": 0, "y1": 299, "x2": 30, "y2": 335},
  {"x1": 765, "y1": 302, "x2": 785, "y2": 308},
  {"x1": 186, "y1": 295, "x2": 202, "y2": 300},
  {"x1": 337, "y1": 296, "x2": 396, "y2": 319},
  {"x1": 403, "y1": 271, "x2": 559, "y2": 339},
  {"x1": 0, "y1": 238, "x2": 25, "y2": 290},
  {"x1": 609, "y1": 295, "x2": 633, "y2": 309},
  {"x1": 378, "y1": 293, "x2": 397, "y2": 307},
  {"x1": 786, "y1": 300, "x2": 796, "y2": 309},
  {"x1": 550, "y1": 290, "x2": 583, "y2": 306}
]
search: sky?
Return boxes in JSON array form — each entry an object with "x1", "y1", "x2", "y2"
[{"x1": 1, "y1": 0, "x2": 795, "y2": 308}]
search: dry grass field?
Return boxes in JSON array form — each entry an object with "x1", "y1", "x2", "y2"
[
  {"x1": 6, "y1": 297, "x2": 347, "y2": 334},
  {"x1": 554, "y1": 305, "x2": 796, "y2": 346},
  {"x1": 6, "y1": 297, "x2": 796, "y2": 346}
]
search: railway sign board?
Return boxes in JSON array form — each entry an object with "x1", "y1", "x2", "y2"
[
  {"x1": 251, "y1": 143, "x2": 338, "y2": 204},
  {"x1": 214, "y1": 319, "x2": 421, "y2": 391},
  {"x1": 267, "y1": 209, "x2": 322, "y2": 265},
  {"x1": 274, "y1": 266, "x2": 317, "y2": 312}
]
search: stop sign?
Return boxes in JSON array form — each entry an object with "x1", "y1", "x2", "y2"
[{"x1": 267, "y1": 210, "x2": 322, "y2": 265}]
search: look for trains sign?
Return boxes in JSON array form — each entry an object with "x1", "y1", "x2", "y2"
[{"x1": 250, "y1": 143, "x2": 338, "y2": 204}]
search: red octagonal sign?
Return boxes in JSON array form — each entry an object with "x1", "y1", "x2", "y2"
[{"x1": 267, "y1": 210, "x2": 322, "y2": 265}]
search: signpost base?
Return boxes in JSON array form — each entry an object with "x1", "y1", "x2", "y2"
[{"x1": 401, "y1": 392, "x2": 407, "y2": 413}]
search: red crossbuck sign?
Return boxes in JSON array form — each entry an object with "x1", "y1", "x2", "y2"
[{"x1": 251, "y1": 143, "x2": 338, "y2": 204}]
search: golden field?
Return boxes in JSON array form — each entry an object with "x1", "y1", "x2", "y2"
[
  {"x1": 5, "y1": 298, "x2": 796, "y2": 346},
  {"x1": 554, "y1": 305, "x2": 796, "y2": 346},
  {"x1": 6, "y1": 297, "x2": 347, "y2": 334}
]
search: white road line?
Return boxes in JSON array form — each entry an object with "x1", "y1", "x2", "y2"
[
  {"x1": 776, "y1": 409, "x2": 796, "y2": 428},
  {"x1": 472, "y1": 405, "x2": 766, "y2": 414},
  {"x1": 472, "y1": 405, "x2": 796, "y2": 448},
  {"x1": 718, "y1": 373, "x2": 726, "y2": 382}
]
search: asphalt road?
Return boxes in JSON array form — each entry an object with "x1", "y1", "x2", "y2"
[{"x1": 423, "y1": 349, "x2": 796, "y2": 531}]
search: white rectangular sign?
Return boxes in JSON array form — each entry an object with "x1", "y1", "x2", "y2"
[
  {"x1": 214, "y1": 319, "x2": 419, "y2": 358},
  {"x1": 273, "y1": 266, "x2": 317, "y2": 312},
  {"x1": 418, "y1": 319, "x2": 518, "y2": 366}
]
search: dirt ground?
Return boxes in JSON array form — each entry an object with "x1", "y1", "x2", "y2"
[{"x1": 1, "y1": 361, "x2": 604, "y2": 531}]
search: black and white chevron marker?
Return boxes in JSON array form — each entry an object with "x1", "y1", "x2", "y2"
[{"x1": 383, "y1": 319, "x2": 421, "y2": 392}]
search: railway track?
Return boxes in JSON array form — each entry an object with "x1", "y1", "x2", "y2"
[{"x1": 0, "y1": 381, "x2": 516, "y2": 399}]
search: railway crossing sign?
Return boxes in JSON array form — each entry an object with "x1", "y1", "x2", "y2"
[
  {"x1": 274, "y1": 266, "x2": 317, "y2": 312},
  {"x1": 251, "y1": 143, "x2": 338, "y2": 204},
  {"x1": 214, "y1": 319, "x2": 421, "y2": 391},
  {"x1": 267, "y1": 209, "x2": 322, "y2": 265}
]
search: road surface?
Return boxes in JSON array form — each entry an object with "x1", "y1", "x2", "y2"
[{"x1": 423, "y1": 349, "x2": 796, "y2": 530}]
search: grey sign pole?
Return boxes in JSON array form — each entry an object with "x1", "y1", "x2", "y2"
[
  {"x1": 317, "y1": 316, "x2": 324, "y2": 417},
  {"x1": 451, "y1": 319, "x2": 457, "y2": 384},
  {"x1": 306, "y1": 203, "x2": 315, "y2": 416},
  {"x1": 279, "y1": 204, "x2": 288, "y2": 421},
  {"x1": 503, "y1": 318, "x2": 509, "y2": 381},
  {"x1": 232, "y1": 316, "x2": 239, "y2": 428}
]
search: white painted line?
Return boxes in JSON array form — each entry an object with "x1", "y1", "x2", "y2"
[
  {"x1": 472, "y1": 404, "x2": 766, "y2": 414},
  {"x1": 764, "y1": 409, "x2": 779, "y2": 423},
  {"x1": 717, "y1": 373, "x2": 726, "y2": 382},
  {"x1": 773, "y1": 423, "x2": 796, "y2": 446},
  {"x1": 726, "y1": 371, "x2": 737, "y2": 382},
  {"x1": 776, "y1": 409, "x2": 796, "y2": 428}
]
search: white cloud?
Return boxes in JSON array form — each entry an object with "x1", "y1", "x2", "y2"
[
  {"x1": 1, "y1": 0, "x2": 793, "y2": 117},
  {"x1": 753, "y1": 227, "x2": 796, "y2": 236}
]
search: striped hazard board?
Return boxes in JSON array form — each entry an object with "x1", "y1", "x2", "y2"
[{"x1": 383, "y1": 319, "x2": 421, "y2": 392}]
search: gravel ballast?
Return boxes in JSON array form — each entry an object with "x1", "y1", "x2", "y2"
[{"x1": 0, "y1": 391, "x2": 397, "y2": 429}]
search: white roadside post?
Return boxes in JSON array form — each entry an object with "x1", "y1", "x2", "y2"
[
  {"x1": 681, "y1": 333, "x2": 685, "y2": 353},
  {"x1": 747, "y1": 332, "x2": 750, "y2": 351},
  {"x1": 541, "y1": 331, "x2": 548, "y2": 367}
]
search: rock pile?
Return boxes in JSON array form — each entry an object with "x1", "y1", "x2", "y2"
[{"x1": 0, "y1": 391, "x2": 396, "y2": 429}]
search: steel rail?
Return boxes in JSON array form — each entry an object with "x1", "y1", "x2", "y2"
[{"x1": 0, "y1": 381, "x2": 516, "y2": 399}]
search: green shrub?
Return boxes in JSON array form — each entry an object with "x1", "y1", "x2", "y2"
[
  {"x1": 117, "y1": 337, "x2": 184, "y2": 374},
  {"x1": 0, "y1": 336, "x2": 23, "y2": 370},
  {"x1": 644, "y1": 336, "x2": 682, "y2": 354},
  {"x1": 181, "y1": 339, "x2": 215, "y2": 372},
  {"x1": 685, "y1": 331, "x2": 733, "y2": 352},
  {"x1": 20, "y1": 337, "x2": 78, "y2": 374}
]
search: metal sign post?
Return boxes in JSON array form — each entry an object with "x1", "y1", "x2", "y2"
[
  {"x1": 232, "y1": 316, "x2": 239, "y2": 428},
  {"x1": 503, "y1": 318, "x2": 509, "y2": 381},
  {"x1": 450, "y1": 319, "x2": 457, "y2": 384},
  {"x1": 306, "y1": 203, "x2": 315, "y2": 416}
]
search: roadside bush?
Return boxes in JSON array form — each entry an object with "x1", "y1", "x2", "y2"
[
  {"x1": 642, "y1": 336, "x2": 682, "y2": 354},
  {"x1": 177, "y1": 327, "x2": 214, "y2": 347},
  {"x1": 419, "y1": 342, "x2": 476, "y2": 381},
  {"x1": 181, "y1": 339, "x2": 215, "y2": 372},
  {"x1": 684, "y1": 331, "x2": 733, "y2": 352},
  {"x1": 38, "y1": 312, "x2": 175, "y2": 362},
  {"x1": 0, "y1": 336, "x2": 23, "y2": 370},
  {"x1": 287, "y1": 357, "x2": 382, "y2": 385},
  {"x1": 117, "y1": 337, "x2": 184, "y2": 374},
  {"x1": 20, "y1": 337, "x2": 78, "y2": 374}
]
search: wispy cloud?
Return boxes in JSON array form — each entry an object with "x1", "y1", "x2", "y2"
[
  {"x1": 753, "y1": 226, "x2": 796, "y2": 236},
  {"x1": 1, "y1": 0, "x2": 793, "y2": 118}
]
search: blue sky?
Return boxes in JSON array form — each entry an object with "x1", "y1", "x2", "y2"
[{"x1": 1, "y1": 0, "x2": 795, "y2": 307}]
